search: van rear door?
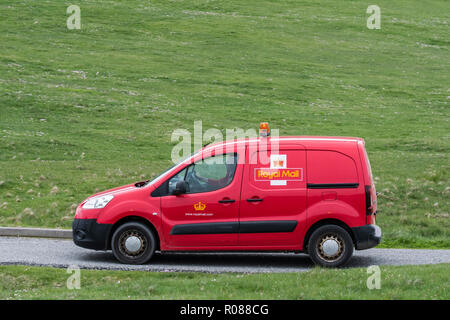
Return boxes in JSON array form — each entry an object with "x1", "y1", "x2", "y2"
[{"x1": 359, "y1": 142, "x2": 377, "y2": 224}]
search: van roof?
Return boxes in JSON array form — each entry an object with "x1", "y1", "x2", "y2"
[{"x1": 202, "y1": 136, "x2": 364, "y2": 151}]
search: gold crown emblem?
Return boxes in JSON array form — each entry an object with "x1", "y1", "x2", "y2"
[
  {"x1": 194, "y1": 202, "x2": 206, "y2": 211},
  {"x1": 273, "y1": 160, "x2": 284, "y2": 167}
]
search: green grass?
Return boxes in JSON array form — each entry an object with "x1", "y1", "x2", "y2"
[
  {"x1": 0, "y1": 264, "x2": 448, "y2": 299},
  {"x1": 0, "y1": 1, "x2": 449, "y2": 248}
]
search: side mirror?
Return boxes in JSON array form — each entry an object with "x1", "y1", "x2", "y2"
[{"x1": 173, "y1": 180, "x2": 187, "y2": 195}]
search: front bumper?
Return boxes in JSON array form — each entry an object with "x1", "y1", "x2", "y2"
[
  {"x1": 72, "y1": 219, "x2": 113, "y2": 250},
  {"x1": 351, "y1": 224, "x2": 382, "y2": 250}
]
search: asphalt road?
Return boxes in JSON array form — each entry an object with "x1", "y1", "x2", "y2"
[{"x1": 0, "y1": 237, "x2": 449, "y2": 273}]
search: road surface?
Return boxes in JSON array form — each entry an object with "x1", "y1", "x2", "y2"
[{"x1": 0, "y1": 237, "x2": 449, "y2": 273}]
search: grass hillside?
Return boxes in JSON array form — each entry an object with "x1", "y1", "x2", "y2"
[{"x1": 0, "y1": 0, "x2": 448, "y2": 248}]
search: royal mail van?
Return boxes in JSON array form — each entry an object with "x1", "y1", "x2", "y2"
[{"x1": 73, "y1": 125, "x2": 381, "y2": 267}]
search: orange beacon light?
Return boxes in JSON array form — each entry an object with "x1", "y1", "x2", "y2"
[{"x1": 259, "y1": 122, "x2": 270, "y2": 137}]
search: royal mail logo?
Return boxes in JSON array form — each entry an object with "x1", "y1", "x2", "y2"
[
  {"x1": 271, "y1": 154, "x2": 286, "y2": 169},
  {"x1": 255, "y1": 168, "x2": 303, "y2": 181},
  {"x1": 194, "y1": 201, "x2": 206, "y2": 211},
  {"x1": 272, "y1": 159, "x2": 284, "y2": 167}
]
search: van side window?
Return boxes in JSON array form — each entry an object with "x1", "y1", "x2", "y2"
[
  {"x1": 168, "y1": 153, "x2": 238, "y2": 194},
  {"x1": 307, "y1": 150, "x2": 358, "y2": 184}
]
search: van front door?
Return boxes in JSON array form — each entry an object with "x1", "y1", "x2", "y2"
[
  {"x1": 161, "y1": 152, "x2": 243, "y2": 248},
  {"x1": 239, "y1": 145, "x2": 307, "y2": 248}
]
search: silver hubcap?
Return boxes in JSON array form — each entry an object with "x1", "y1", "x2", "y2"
[
  {"x1": 125, "y1": 236, "x2": 142, "y2": 253},
  {"x1": 118, "y1": 230, "x2": 147, "y2": 258},
  {"x1": 322, "y1": 239, "x2": 339, "y2": 256},
  {"x1": 317, "y1": 234, "x2": 344, "y2": 262}
]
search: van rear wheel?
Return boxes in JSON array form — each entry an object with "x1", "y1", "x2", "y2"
[
  {"x1": 307, "y1": 225, "x2": 354, "y2": 268},
  {"x1": 111, "y1": 222, "x2": 156, "y2": 264}
]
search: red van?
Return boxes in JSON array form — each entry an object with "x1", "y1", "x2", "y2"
[{"x1": 73, "y1": 130, "x2": 381, "y2": 267}]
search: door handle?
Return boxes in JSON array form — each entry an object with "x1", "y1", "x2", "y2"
[
  {"x1": 218, "y1": 199, "x2": 235, "y2": 203},
  {"x1": 247, "y1": 198, "x2": 263, "y2": 202}
]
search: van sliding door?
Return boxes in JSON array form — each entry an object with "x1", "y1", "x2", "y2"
[{"x1": 238, "y1": 145, "x2": 307, "y2": 248}]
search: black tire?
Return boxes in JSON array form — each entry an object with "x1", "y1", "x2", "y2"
[
  {"x1": 111, "y1": 222, "x2": 156, "y2": 264},
  {"x1": 307, "y1": 225, "x2": 354, "y2": 268}
]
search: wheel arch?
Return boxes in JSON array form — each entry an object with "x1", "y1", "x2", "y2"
[
  {"x1": 303, "y1": 218, "x2": 356, "y2": 251},
  {"x1": 108, "y1": 216, "x2": 161, "y2": 251}
]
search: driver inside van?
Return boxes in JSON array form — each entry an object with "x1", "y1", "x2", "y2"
[
  {"x1": 184, "y1": 155, "x2": 237, "y2": 193},
  {"x1": 191, "y1": 162, "x2": 236, "y2": 189}
]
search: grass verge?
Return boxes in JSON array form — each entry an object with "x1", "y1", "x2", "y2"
[{"x1": 0, "y1": 264, "x2": 448, "y2": 300}]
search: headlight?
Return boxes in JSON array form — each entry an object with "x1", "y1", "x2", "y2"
[{"x1": 82, "y1": 194, "x2": 114, "y2": 209}]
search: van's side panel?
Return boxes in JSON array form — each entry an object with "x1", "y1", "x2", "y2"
[{"x1": 305, "y1": 142, "x2": 367, "y2": 231}]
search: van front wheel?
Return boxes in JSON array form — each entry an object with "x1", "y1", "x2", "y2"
[
  {"x1": 111, "y1": 222, "x2": 156, "y2": 264},
  {"x1": 307, "y1": 225, "x2": 354, "y2": 268}
]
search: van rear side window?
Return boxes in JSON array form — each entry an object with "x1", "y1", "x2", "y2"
[{"x1": 307, "y1": 150, "x2": 358, "y2": 184}]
